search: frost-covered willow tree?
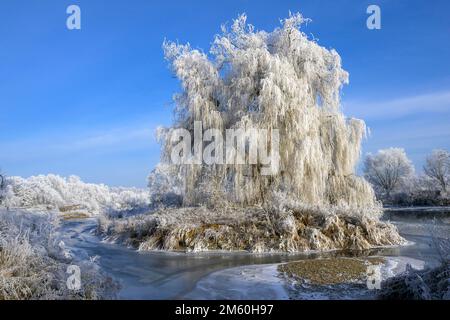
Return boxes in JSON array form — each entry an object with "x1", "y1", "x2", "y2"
[{"x1": 157, "y1": 13, "x2": 377, "y2": 210}]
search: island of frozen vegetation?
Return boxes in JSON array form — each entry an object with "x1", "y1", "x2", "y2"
[{"x1": 95, "y1": 13, "x2": 405, "y2": 252}]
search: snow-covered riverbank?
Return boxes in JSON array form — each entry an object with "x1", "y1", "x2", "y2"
[
  {"x1": 1, "y1": 207, "x2": 448, "y2": 300},
  {"x1": 0, "y1": 209, "x2": 117, "y2": 299},
  {"x1": 61, "y1": 213, "x2": 448, "y2": 299}
]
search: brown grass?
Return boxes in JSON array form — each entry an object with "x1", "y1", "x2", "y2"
[
  {"x1": 61, "y1": 212, "x2": 90, "y2": 220},
  {"x1": 279, "y1": 257, "x2": 386, "y2": 285},
  {"x1": 98, "y1": 205, "x2": 405, "y2": 253}
]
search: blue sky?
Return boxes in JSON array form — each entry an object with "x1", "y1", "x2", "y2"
[{"x1": 1, "y1": 0, "x2": 449, "y2": 187}]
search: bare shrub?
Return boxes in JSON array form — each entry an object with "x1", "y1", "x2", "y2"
[{"x1": 0, "y1": 210, "x2": 118, "y2": 300}]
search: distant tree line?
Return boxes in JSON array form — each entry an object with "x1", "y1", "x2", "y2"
[{"x1": 363, "y1": 148, "x2": 450, "y2": 206}]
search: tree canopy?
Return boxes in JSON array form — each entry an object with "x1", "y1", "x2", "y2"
[{"x1": 155, "y1": 13, "x2": 377, "y2": 210}]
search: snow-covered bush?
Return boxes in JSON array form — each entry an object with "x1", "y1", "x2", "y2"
[
  {"x1": 363, "y1": 149, "x2": 450, "y2": 206},
  {"x1": 98, "y1": 190, "x2": 403, "y2": 253},
  {"x1": 363, "y1": 148, "x2": 415, "y2": 202},
  {"x1": 147, "y1": 164, "x2": 183, "y2": 208},
  {"x1": 399, "y1": 175, "x2": 449, "y2": 206},
  {"x1": 156, "y1": 13, "x2": 379, "y2": 212},
  {"x1": 2, "y1": 174, "x2": 150, "y2": 216},
  {"x1": 0, "y1": 209, "x2": 118, "y2": 299},
  {"x1": 379, "y1": 263, "x2": 450, "y2": 300},
  {"x1": 98, "y1": 204, "x2": 404, "y2": 253}
]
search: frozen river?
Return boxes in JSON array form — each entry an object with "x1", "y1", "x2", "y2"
[{"x1": 60, "y1": 208, "x2": 450, "y2": 299}]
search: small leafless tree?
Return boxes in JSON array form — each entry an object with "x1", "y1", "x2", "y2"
[
  {"x1": 363, "y1": 148, "x2": 415, "y2": 200},
  {"x1": 424, "y1": 149, "x2": 450, "y2": 193}
]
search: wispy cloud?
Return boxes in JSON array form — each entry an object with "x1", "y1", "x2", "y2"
[
  {"x1": 343, "y1": 90, "x2": 450, "y2": 120},
  {"x1": 0, "y1": 123, "x2": 157, "y2": 162},
  {"x1": 61, "y1": 128, "x2": 154, "y2": 151},
  {"x1": 354, "y1": 91, "x2": 450, "y2": 171}
]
